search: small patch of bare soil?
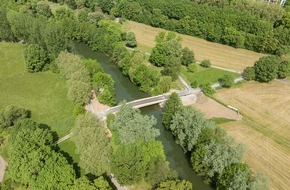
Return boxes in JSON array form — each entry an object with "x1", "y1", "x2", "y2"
[{"x1": 193, "y1": 93, "x2": 242, "y2": 120}]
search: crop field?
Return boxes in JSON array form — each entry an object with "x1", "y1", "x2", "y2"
[
  {"x1": 214, "y1": 81, "x2": 290, "y2": 190},
  {"x1": 124, "y1": 21, "x2": 266, "y2": 72},
  {"x1": 0, "y1": 42, "x2": 74, "y2": 137},
  {"x1": 180, "y1": 65, "x2": 240, "y2": 86}
]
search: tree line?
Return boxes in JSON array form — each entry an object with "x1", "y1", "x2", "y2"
[
  {"x1": 98, "y1": 0, "x2": 290, "y2": 55},
  {"x1": 0, "y1": 1, "x2": 178, "y2": 96},
  {"x1": 104, "y1": 102, "x2": 193, "y2": 189},
  {"x1": 0, "y1": 105, "x2": 112, "y2": 190},
  {"x1": 162, "y1": 93, "x2": 268, "y2": 190}
]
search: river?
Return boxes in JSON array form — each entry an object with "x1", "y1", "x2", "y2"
[{"x1": 73, "y1": 42, "x2": 213, "y2": 190}]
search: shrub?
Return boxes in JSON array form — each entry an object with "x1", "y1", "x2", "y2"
[
  {"x1": 24, "y1": 44, "x2": 48, "y2": 72},
  {"x1": 201, "y1": 83, "x2": 215, "y2": 96},
  {"x1": 277, "y1": 61, "x2": 290, "y2": 78},
  {"x1": 243, "y1": 67, "x2": 255, "y2": 80},
  {"x1": 218, "y1": 74, "x2": 235, "y2": 88},
  {"x1": 125, "y1": 32, "x2": 137, "y2": 48},
  {"x1": 190, "y1": 80, "x2": 198, "y2": 88},
  {"x1": 187, "y1": 63, "x2": 197, "y2": 73},
  {"x1": 200, "y1": 60, "x2": 211, "y2": 68}
]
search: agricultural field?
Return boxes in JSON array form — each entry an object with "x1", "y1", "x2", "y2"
[
  {"x1": 180, "y1": 65, "x2": 240, "y2": 86},
  {"x1": 124, "y1": 21, "x2": 266, "y2": 72},
  {"x1": 0, "y1": 42, "x2": 75, "y2": 155},
  {"x1": 214, "y1": 81, "x2": 290, "y2": 190}
]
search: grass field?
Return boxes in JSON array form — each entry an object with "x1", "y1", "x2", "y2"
[
  {"x1": 214, "y1": 81, "x2": 290, "y2": 190},
  {"x1": 124, "y1": 21, "x2": 266, "y2": 72},
  {"x1": 180, "y1": 65, "x2": 240, "y2": 86},
  {"x1": 0, "y1": 42, "x2": 76, "y2": 159}
]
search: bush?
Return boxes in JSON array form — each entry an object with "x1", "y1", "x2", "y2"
[
  {"x1": 200, "y1": 60, "x2": 211, "y2": 68},
  {"x1": 243, "y1": 67, "x2": 255, "y2": 80},
  {"x1": 24, "y1": 44, "x2": 48, "y2": 72},
  {"x1": 190, "y1": 80, "x2": 198, "y2": 88},
  {"x1": 187, "y1": 63, "x2": 197, "y2": 73},
  {"x1": 125, "y1": 32, "x2": 137, "y2": 48},
  {"x1": 218, "y1": 74, "x2": 235, "y2": 88},
  {"x1": 277, "y1": 61, "x2": 290, "y2": 78},
  {"x1": 201, "y1": 83, "x2": 215, "y2": 96},
  {"x1": 0, "y1": 106, "x2": 30, "y2": 129}
]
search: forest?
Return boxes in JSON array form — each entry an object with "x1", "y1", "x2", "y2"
[{"x1": 98, "y1": 0, "x2": 290, "y2": 55}]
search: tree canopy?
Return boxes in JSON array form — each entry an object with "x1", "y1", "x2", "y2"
[{"x1": 111, "y1": 103, "x2": 160, "y2": 144}]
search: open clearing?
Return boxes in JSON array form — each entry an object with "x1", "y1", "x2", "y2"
[
  {"x1": 193, "y1": 93, "x2": 242, "y2": 121},
  {"x1": 180, "y1": 65, "x2": 240, "y2": 86},
  {"x1": 124, "y1": 21, "x2": 266, "y2": 72},
  {"x1": 0, "y1": 42, "x2": 77, "y2": 164},
  {"x1": 214, "y1": 81, "x2": 290, "y2": 190},
  {"x1": 0, "y1": 42, "x2": 74, "y2": 137}
]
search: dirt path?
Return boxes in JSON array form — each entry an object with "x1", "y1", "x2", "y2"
[{"x1": 0, "y1": 156, "x2": 7, "y2": 183}]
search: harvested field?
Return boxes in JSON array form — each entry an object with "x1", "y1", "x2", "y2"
[
  {"x1": 125, "y1": 21, "x2": 266, "y2": 72},
  {"x1": 221, "y1": 121, "x2": 290, "y2": 190},
  {"x1": 214, "y1": 81, "x2": 290, "y2": 190},
  {"x1": 193, "y1": 93, "x2": 242, "y2": 120}
]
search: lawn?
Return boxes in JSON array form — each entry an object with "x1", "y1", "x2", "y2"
[
  {"x1": 0, "y1": 42, "x2": 76, "y2": 158},
  {"x1": 180, "y1": 65, "x2": 240, "y2": 86},
  {"x1": 124, "y1": 21, "x2": 266, "y2": 72},
  {"x1": 214, "y1": 81, "x2": 290, "y2": 190}
]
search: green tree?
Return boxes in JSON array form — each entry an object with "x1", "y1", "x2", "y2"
[
  {"x1": 181, "y1": 47, "x2": 195, "y2": 66},
  {"x1": 36, "y1": 1, "x2": 53, "y2": 18},
  {"x1": 111, "y1": 140, "x2": 165, "y2": 185},
  {"x1": 67, "y1": 80, "x2": 91, "y2": 105},
  {"x1": 145, "y1": 157, "x2": 170, "y2": 185},
  {"x1": 162, "y1": 92, "x2": 182, "y2": 128},
  {"x1": 218, "y1": 74, "x2": 235, "y2": 88},
  {"x1": 187, "y1": 63, "x2": 197, "y2": 73},
  {"x1": 200, "y1": 60, "x2": 211, "y2": 68},
  {"x1": 254, "y1": 56, "x2": 279, "y2": 82},
  {"x1": 8, "y1": 119, "x2": 54, "y2": 186},
  {"x1": 111, "y1": 103, "x2": 159, "y2": 144},
  {"x1": 191, "y1": 137, "x2": 244, "y2": 180},
  {"x1": 33, "y1": 151, "x2": 76, "y2": 189},
  {"x1": 277, "y1": 61, "x2": 290, "y2": 78},
  {"x1": 94, "y1": 176, "x2": 112, "y2": 190},
  {"x1": 161, "y1": 56, "x2": 181, "y2": 80},
  {"x1": 72, "y1": 113, "x2": 111, "y2": 176},
  {"x1": 125, "y1": 32, "x2": 137, "y2": 47},
  {"x1": 201, "y1": 83, "x2": 215, "y2": 96},
  {"x1": 72, "y1": 176, "x2": 97, "y2": 190},
  {"x1": 217, "y1": 163, "x2": 252, "y2": 190},
  {"x1": 170, "y1": 106, "x2": 213, "y2": 152},
  {"x1": 243, "y1": 67, "x2": 256, "y2": 81},
  {"x1": 0, "y1": 8, "x2": 12, "y2": 41},
  {"x1": 152, "y1": 76, "x2": 172, "y2": 95},
  {"x1": 83, "y1": 59, "x2": 103, "y2": 78},
  {"x1": 156, "y1": 179, "x2": 192, "y2": 190},
  {"x1": 24, "y1": 44, "x2": 48, "y2": 72},
  {"x1": 0, "y1": 105, "x2": 30, "y2": 129}
]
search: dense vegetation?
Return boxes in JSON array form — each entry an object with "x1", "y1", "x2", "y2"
[
  {"x1": 0, "y1": 107, "x2": 112, "y2": 189},
  {"x1": 162, "y1": 93, "x2": 268, "y2": 189},
  {"x1": 243, "y1": 55, "x2": 290, "y2": 82},
  {"x1": 98, "y1": 0, "x2": 290, "y2": 55}
]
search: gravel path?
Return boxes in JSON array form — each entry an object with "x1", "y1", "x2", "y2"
[{"x1": 0, "y1": 156, "x2": 7, "y2": 183}]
